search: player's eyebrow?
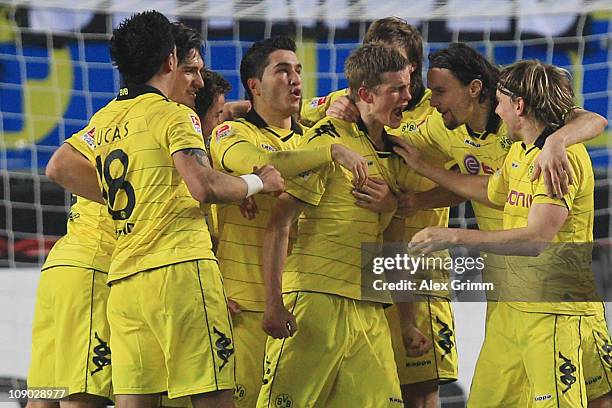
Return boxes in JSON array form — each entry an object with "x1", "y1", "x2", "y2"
[{"x1": 274, "y1": 62, "x2": 302, "y2": 70}]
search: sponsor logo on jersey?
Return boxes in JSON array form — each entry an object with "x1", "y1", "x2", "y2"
[
  {"x1": 275, "y1": 394, "x2": 293, "y2": 408},
  {"x1": 464, "y1": 155, "x2": 481, "y2": 175},
  {"x1": 558, "y1": 351, "x2": 577, "y2": 393},
  {"x1": 507, "y1": 190, "x2": 533, "y2": 208},
  {"x1": 189, "y1": 114, "x2": 202, "y2": 134},
  {"x1": 309, "y1": 96, "x2": 327, "y2": 109},
  {"x1": 216, "y1": 124, "x2": 233, "y2": 141},
  {"x1": 464, "y1": 138, "x2": 481, "y2": 148},
  {"x1": 82, "y1": 127, "x2": 96, "y2": 149}
]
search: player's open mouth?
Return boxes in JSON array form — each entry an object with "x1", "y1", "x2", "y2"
[
  {"x1": 392, "y1": 107, "x2": 403, "y2": 119},
  {"x1": 291, "y1": 88, "x2": 301, "y2": 99}
]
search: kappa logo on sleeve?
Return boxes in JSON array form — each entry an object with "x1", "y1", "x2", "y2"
[
  {"x1": 81, "y1": 127, "x2": 96, "y2": 149},
  {"x1": 189, "y1": 114, "x2": 202, "y2": 134},
  {"x1": 215, "y1": 124, "x2": 234, "y2": 141},
  {"x1": 309, "y1": 96, "x2": 328, "y2": 109}
]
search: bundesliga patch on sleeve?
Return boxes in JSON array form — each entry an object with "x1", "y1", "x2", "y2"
[
  {"x1": 81, "y1": 127, "x2": 96, "y2": 149},
  {"x1": 215, "y1": 123, "x2": 234, "y2": 141},
  {"x1": 309, "y1": 96, "x2": 327, "y2": 109},
  {"x1": 189, "y1": 114, "x2": 202, "y2": 134}
]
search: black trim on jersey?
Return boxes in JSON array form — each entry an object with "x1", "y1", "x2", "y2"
[
  {"x1": 405, "y1": 84, "x2": 426, "y2": 111},
  {"x1": 521, "y1": 126, "x2": 555, "y2": 151},
  {"x1": 243, "y1": 108, "x2": 303, "y2": 139},
  {"x1": 465, "y1": 109, "x2": 502, "y2": 140},
  {"x1": 356, "y1": 117, "x2": 394, "y2": 158},
  {"x1": 116, "y1": 84, "x2": 166, "y2": 101}
]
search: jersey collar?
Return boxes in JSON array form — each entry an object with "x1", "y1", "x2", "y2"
[
  {"x1": 465, "y1": 107, "x2": 502, "y2": 140},
  {"x1": 521, "y1": 126, "x2": 555, "y2": 151},
  {"x1": 116, "y1": 84, "x2": 166, "y2": 101},
  {"x1": 244, "y1": 108, "x2": 303, "y2": 136},
  {"x1": 356, "y1": 117, "x2": 394, "y2": 157}
]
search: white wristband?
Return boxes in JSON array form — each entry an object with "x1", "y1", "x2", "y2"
[{"x1": 240, "y1": 174, "x2": 264, "y2": 198}]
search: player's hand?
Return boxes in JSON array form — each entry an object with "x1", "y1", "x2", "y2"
[
  {"x1": 227, "y1": 298, "x2": 242, "y2": 315},
  {"x1": 326, "y1": 96, "x2": 360, "y2": 122},
  {"x1": 263, "y1": 300, "x2": 298, "y2": 339},
  {"x1": 352, "y1": 178, "x2": 397, "y2": 213},
  {"x1": 254, "y1": 165, "x2": 285, "y2": 194},
  {"x1": 402, "y1": 325, "x2": 433, "y2": 357},
  {"x1": 396, "y1": 191, "x2": 422, "y2": 218},
  {"x1": 388, "y1": 136, "x2": 423, "y2": 169},
  {"x1": 409, "y1": 227, "x2": 455, "y2": 254},
  {"x1": 239, "y1": 196, "x2": 259, "y2": 220},
  {"x1": 222, "y1": 100, "x2": 251, "y2": 121},
  {"x1": 532, "y1": 136, "x2": 573, "y2": 198},
  {"x1": 331, "y1": 144, "x2": 368, "y2": 188}
]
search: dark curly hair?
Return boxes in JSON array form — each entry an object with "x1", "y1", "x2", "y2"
[
  {"x1": 195, "y1": 70, "x2": 232, "y2": 118},
  {"x1": 240, "y1": 36, "x2": 296, "y2": 101},
  {"x1": 110, "y1": 10, "x2": 174, "y2": 86},
  {"x1": 428, "y1": 43, "x2": 500, "y2": 104},
  {"x1": 172, "y1": 22, "x2": 203, "y2": 66}
]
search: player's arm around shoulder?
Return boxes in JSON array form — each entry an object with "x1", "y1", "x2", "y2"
[
  {"x1": 208, "y1": 119, "x2": 256, "y2": 174},
  {"x1": 300, "y1": 88, "x2": 350, "y2": 127}
]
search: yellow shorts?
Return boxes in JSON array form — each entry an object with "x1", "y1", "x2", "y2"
[
  {"x1": 28, "y1": 266, "x2": 112, "y2": 399},
  {"x1": 257, "y1": 292, "x2": 403, "y2": 408},
  {"x1": 107, "y1": 259, "x2": 235, "y2": 398},
  {"x1": 468, "y1": 302, "x2": 587, "y2": 408},
  {"x1": 232, "y1": 310, "x2": 266, "y2": 407},
  {"x1": 582, "y1": 303, "x2": 612, "y2": 401},
  {"x1": 386, "y1": 296, "x2": 458, "y2": 385}
]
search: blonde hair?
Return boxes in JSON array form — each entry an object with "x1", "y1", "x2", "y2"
[
  {"x1": 344, "y1": 42, "x2": 408, "y2": 97},
  {"x1": 498, "y1": 60, "x2": 575, "y2": 129}
]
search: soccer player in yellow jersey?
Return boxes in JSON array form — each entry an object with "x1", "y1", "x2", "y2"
[
  {"x1": 391, "y1": 43, "x2": 610, "y2": 407},
  {"x1": 196, "y1": 69, "x2": 232, "y2": 148},
  {"x1": 393, "y1": 60, "x2": 607, "y2": 407},
  {"x1": 208, "y1": 36, "x2": 368, "y2": 408},
  {"x1": 301, "y1": 18, "x2": 459, "y2": 407},
  {"x1": 45, "y1": 11, "x2": 285, "y2": 408},
  {"x1": 256, "y1": 43, "x2": 419, "y2": 408},
  {"x1": 27, "y1": 21, "x2": 208, "y2": 408}
]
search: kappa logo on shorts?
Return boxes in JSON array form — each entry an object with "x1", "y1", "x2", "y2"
[
  {"x1": 389, "y1": 397, "x2": 404, "y2": 405},
  {"x1": 534, "y1": 394, "x2": 552, "y2": 402},
  {"x1": 586, "y1": 375, "x2": 602, "y2": 385},
  {"x1": 558, "y1": 351, "x2": 577, "y2": 393},
  {"x1": 274, "y1": 394, "x2": 293, "y2": 408},
  {"x1": 91, "y1": 332, "x2": 111, "y2": 375},
  {"x1": 436, "y1": 316, "x2": 454, "y2": 358},
  {"x1": 213, "y1": 327, "x2": 234, "y2": 371},
  {"x1": 597, "y1": 332, "x2": 612, "y2": 367}
]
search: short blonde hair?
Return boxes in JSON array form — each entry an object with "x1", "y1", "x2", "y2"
[
  {"x1": 498, "y1": 60, "x2": 575, "y2": 129},
  {"x1": 344, "y1": 42, "x2": 408, "y2": 97}
]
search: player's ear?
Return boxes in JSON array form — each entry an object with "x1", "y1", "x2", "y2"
[
  {"x1": 247, "y1": 77, "x2": 261, "y2": 98},
  {"x1": 357, "y1": 86, "x2": 374, "y2": 104},
  {"x1": 515, "y1": 97, "x2": 526, "y2": 116},
  {"x1": 468, "y1": 79, "x2": 483, "y2": 99}
]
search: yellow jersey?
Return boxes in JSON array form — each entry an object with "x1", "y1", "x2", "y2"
[
  {"x1": 283, "y1": 116, "x2": 401, "y2": 303},
  {"x1": 87, "y1": 85, "x2": 214, "y2": 283},
  {"x1": 300, "y1": 89, "x2": 348, "y2": 128},
  {"x1": 487, "y1": 130, "x2": 597, "y2": 315},
  {"x1": 209, "y1": 110, "x2": 309, "y2": 311},
  {"x1": 42, "y1": 130, "x2": 115, "y2": 272}
]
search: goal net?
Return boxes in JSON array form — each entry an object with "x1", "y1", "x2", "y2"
[{"x1": 0, "y1": 0, "x2": 610, "y2": 268}]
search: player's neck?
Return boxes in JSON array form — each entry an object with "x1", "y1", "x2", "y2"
[
  {"x1": 146, "y1": 75, "x2": 173, "y2": 99},
  {"x1": 519, "y1": 118, "x2": 547, "y2": 146},
  {"x1": 466, "y1": 101, "x2": 492, "y2": 133},
  {"x1": 252, "y1": 101, "x2": 292, "y2": 129},
  {"x1": 358, "y1": 107, "x2": 385, "y2": 149}
]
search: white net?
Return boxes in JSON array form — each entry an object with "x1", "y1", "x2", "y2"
[{"x1": 0, "y1": 0, "x2": 610, "y2": 267}]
